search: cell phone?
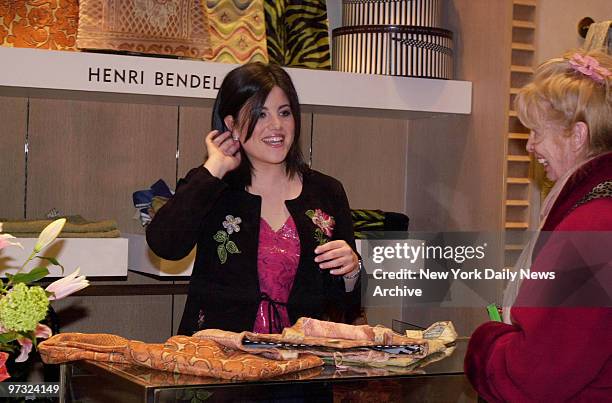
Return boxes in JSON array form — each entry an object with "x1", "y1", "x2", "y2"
[{"x1": 486, "y1": 303, "x2": 502, "y2": 322}]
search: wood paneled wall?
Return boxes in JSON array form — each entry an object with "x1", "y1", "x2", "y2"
[{"x1": 0, "y1": 97, "x2": 27, "y2": 219}]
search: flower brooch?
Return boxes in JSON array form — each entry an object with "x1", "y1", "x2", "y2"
[
  {"x1": 306, "y1": 209, "x2": 335, "y2": 245},
  {"x1": 214, "y1": 215, "x2": 242, "y2": 264}
]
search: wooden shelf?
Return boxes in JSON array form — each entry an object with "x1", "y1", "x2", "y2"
[
  {"x1": 511, "y1": 65, "x2": 535, "y2": 74},
  {"x1": 0, "y1": 47, "x2": 472, "y2": 115},
  {"x1": 505, "y1": 244, "x2": 526, "y2": 251},
  {"x1": 512, "y1": 42, "x2": 535, "y2": 51},
  {"x1": 505, "y1": 222, "x2": 529, "y2": 229},
  {"x1": 509, "y1": 132, "x2": 530, "y2": 140},
  {"x1": 506, "y1": 200, "x2": 530, "y2": 206},
  {"x1": 507, "y1": 177, "x2": 531, "y2": 184},
  {"x1": 513, "y1": 0, "x2": 536, "y2": 6},
  {"x1": 509, "y1": 110, "x2": 518, "y2": 117},
  {"x1": 507, "y1": 155, "x2": 531, "y2": 162},
  {"x1": 512, "y1": 20, "x2": 536, "y2": 29}
]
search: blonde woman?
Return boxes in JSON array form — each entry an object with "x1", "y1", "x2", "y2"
[{"x1": 465, "y1": 50, "x2": 612, "y2": 402}]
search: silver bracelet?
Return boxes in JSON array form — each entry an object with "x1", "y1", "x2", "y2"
[{"x1": 343, "y1": 259, "x2": 363, "y2": 280}]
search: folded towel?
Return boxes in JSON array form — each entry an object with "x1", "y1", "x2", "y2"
[
  {"x1": 1, "y1": 216, "x2": 118, "y2": 234},
  {"x1": 9, "y1": 230, "x2": 121, "y2": 238}
]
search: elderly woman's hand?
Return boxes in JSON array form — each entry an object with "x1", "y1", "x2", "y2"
[
  {"x1": 314, "y1": 240, "x2": 359, "y2": 277},
  {"x1": 203, "y1": 130, "x2": 241, "y2": 179}
]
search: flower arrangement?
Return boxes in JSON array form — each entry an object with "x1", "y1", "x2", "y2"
[{"x1": 0, "y1": 218, "x2": 89, "y2": 381}]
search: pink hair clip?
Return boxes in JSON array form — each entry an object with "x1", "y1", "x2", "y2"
[{"x1": 568, "y1": 53, "x2": 611, "y2": 84}]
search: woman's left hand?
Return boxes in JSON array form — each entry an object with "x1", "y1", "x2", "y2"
[{"x1": 314, "y1": 240, "x2": 358, "y2": 276}]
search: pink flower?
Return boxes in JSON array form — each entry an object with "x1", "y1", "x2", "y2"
[
  {"x1": 310, "y1": 209, "x2": 335, "y2": 237},
  {"x1": 0, "y1": 352, "x2": 10, "y2": 381},
  {"x1": 568, "y1": 53, "x2": 611, "y2": 83},
  {"x1": 0, "y1": 233, "x2": 23, "y2": 251},
  {"x1": 15, "y1": 338, "x2": 32, "y2": 363},
  {"x1": 45, "y1": 268, "x2": 89, "y2": 300},
  {"x1": 14, "y1": 324, "x2": 52, "y2": 363},
  {"x1": 35, "y1": 323, "x2": 52, "y2": 339}
]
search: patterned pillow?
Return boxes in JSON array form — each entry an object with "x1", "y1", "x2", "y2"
[
  {"x1": 0, "y1": 0, "x2": 79, "y2": 50},
  {"x1": 76, "y1": 0, "x2": 211, "y2": 58}
]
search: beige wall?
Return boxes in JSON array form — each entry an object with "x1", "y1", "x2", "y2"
[{"x1": 536, "y1": 0, "x2": 611, "y2": 63}]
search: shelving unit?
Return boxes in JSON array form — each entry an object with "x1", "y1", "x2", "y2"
[
  {"x1": 0, "y1": 47, "x2": 472, "y2": 116},
  {"x1": 503, "y1": 0, "x2": 538, "y2": 266}
]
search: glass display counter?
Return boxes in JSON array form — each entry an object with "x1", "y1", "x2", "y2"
[{"x1": 60, "y1": 340, "x2": 474, "y2": 402}]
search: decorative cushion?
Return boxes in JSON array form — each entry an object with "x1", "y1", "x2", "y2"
[
  {"x1": 0, "y1": 0, "x2": 79, "y2": 50},
  {"x1": 264, "y1": 0, "x2": 331, "y2": 69},
  {"x1": 76, "y1": 0, "x2": 211, "y2": 58},
  {"x1": 204, "y1": 0, "x2": 268, "y2": 64}
]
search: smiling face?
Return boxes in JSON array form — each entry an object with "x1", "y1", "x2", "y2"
[
  {"x1": 236, "y1": 86, "x2": 295, "y2": 170},
  {"x1": 525, "y1": 121, "x2": 584, "y2": 181}
]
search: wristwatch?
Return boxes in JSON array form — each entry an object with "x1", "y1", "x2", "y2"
[{"x1": 343, "y1": 258, "x2": 363, "y2": 280}]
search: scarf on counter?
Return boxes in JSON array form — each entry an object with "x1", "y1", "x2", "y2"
[{"x1": 194, "y1": 317, "x2": 457, "y2": 370}]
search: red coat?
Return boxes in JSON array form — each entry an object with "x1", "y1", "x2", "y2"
[{"x1": 465, "y1": 153, "x2": 612, "y2": 402}]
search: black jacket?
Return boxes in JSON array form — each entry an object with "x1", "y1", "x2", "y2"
[{"x1": 146, "y1": 166, "x2": 361, "y2": 335}]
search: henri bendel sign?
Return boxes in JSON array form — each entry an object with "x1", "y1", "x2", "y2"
[{"x1": 87, "y1": 67, "x2": 222, "y2": 90}]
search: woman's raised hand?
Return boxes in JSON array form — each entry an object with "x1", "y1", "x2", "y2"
[
  {"x1": 314, "y1": 240, "x2": 359, "y2": 277},
  {"x1": 203, "y1": 130, "x2": 241, "y2": 179}
]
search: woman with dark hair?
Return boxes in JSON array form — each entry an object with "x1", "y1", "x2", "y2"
[{"x1": 146, "y1": 62, "x2": 362, "y2": 335}]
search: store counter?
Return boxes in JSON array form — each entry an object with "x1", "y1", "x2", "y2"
[{"x1": 60, "y1": 339, "x2": 475, "y2": 402}]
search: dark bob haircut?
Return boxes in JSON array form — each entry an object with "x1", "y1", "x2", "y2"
[{"x1": 211, "y1": 62, "x2": 307, "y2": 184}]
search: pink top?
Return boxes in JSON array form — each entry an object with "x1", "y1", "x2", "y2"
[{"x1": 252, "y1": 216, "x2": 300, "y2": 334}]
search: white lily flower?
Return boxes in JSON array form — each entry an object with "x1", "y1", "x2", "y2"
[
  {"x1": 34, "y1": 218, "x2": 66, "y2": 253},
  {"x1": 45, "y1": 267, "x2": 90, "y2": 300}
]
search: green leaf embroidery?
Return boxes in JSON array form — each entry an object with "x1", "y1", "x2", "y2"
[
  {"x1": 217, "y1": 244, "x2": 227, "y2": 264},
  {"x1": 305, "y1": 210, "x2": 315, "y2": 219},
  {"x1": 10, "y1": 267, "x2": 50, "y2": 284},
  {"x1": 225, "y1": 241, "x2": 240, "y2": 254},
  {"x1": 213, "y1": 230, "x2": 228, "y2": 243}
]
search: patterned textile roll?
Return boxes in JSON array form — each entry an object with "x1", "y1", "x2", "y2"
[
  {"x1": 205, "y1": 0, "x2": 268, "y2": 64},
  {"x1": 264, "y1": 0, "x2": 331, "y2": 69},
  {"x1": 332, "y1": 25, "x2": 452, "y2": 79},
  {"x1": 342, "y1": 0, "x2": 442, "y2": 28},
  {"x1": 76, "y1": 0, "x2": 212, "y2": 59},
  {"x1": 0, "y1": 0, "x2": 79, "y2": 50}
]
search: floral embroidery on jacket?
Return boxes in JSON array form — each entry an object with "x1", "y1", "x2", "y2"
[
  {"x1": 305, "y1": 209, "x2": 335, "y2": 245},
  {"x1": 214, "y1": 215, "x2": 242, "y2": 264}
]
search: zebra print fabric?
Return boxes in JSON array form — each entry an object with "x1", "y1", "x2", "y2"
[{"x1": 264, "y1": 0, "x2": 332, "y2": 69}]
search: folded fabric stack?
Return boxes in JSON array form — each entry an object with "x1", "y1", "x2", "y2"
[
  {"x1": 1, "y1": 216, "x2": 120, "y2": 238},
  {"x1": 195, "y1": 317, "x2": 456, "y2": 371},
  {"x1": 39, "y1": 332, "x2": 322, "y2": 381},
  {"x1": 132, "y1": 179, "x2": 174, "y2": 227},
  {"x1": 206, "y1": 0, "x2": 269, "y2": 64},
  {"x1": 1, "y1": 0, "x2": 332, "y2": 69},
  {"x1": 0, "y1": 0, "x2": 79, "y2": 50},
  {"x1": 39, "y1": 318, "x2": 456, "y2": 380},
  {"x1": 351, "y1": 209, "x2": 410, "y2": 239}
]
